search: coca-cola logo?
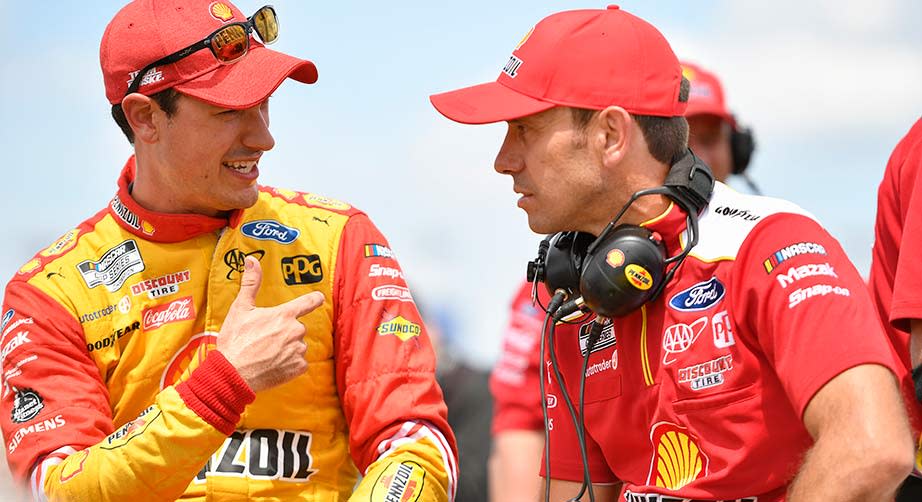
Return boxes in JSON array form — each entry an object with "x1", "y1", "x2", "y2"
[
  {"x1": 668, "y1": 277, "x2": 726, "y2": 312},
  {"x1": 143, "y1": 296, "x2": 196, "y2": 331}
]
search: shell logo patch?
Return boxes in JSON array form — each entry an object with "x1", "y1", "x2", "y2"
[
  {"x1": 304, "y1": 193, "x2": 351, "y2": 211},
  {"x1": 40, "y1": 229, "x2": 80, "y2": 257},
  {"x1": 371, "y1": 461, "x2": 426, "y2": 502},
  {"x1": 141, "y1": 220, "x2": 155, "y2": 236},
  {"x1": 210, "y1": 2, "x2": 234, "y2": 21},
  {"x1": 647, "y1": 422, "x2": 708, "y2": 490},
  {"x1": 625, "y1": 264, "x2": 653, "y2": 291},
  {"x1": 377, "y1": 315, "x2": 421, "y2": 341},
  {"x1": 160, "y1": 333, "x2": 217, "y2": 389},
  {"x1": 681, "y1": 65, "x2": 697, "y2": 81}
]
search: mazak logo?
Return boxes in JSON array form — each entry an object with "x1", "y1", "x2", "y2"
[
  {"x1": 223, "y1": 249, "x2": 265, "y2": 280},
  {"x1": 372, "y1": 285, "x2": 414, "y2": 303},
  {"x1": 1, "y1": 331, "x2": 32, "y2": 366},
  {"x1": 241, "y1": 220, "x2": 300, "y2": 244},
  {"x1": 776, "y1": 262, "x2": 837, "y2": 288},
  {"x1": 377, "y1": 315, "x2": 421, "y2": 341},
  {"x1": 662, "y1": 317, "x2": 707, "y2": 365},
  {"x1": 143, "y1": 297, "x2": 195, "y2": 331},
  {"x1": 11, "y1": 388, "x2": 43, "y2": 423},
  {"x1": 668, "y1": 277, "x2": 725, "y2": 312},
  {"x1": 76, "y1": 240, "x2": 145, "y2": 292},
  {"x1": 281, "y1": 255, "x2": 323, "y2": 285}
]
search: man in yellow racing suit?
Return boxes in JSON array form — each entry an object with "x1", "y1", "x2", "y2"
[{"x1": 0, "y1": 1, "x2": 457, "y2": 500}]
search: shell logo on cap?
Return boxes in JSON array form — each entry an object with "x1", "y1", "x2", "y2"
[
  {"x1": 647, "y1": 422, "x2": 708, "y2": 490},
  {"x1": 681, "y1": 65, "x2": 696, "y2": 81},
  {"x1": 210, "y1": 2, "x2": 234, "y2": 22},
  {"x1": 160, "y1": 332, "x2": 217, "y2": 389}
]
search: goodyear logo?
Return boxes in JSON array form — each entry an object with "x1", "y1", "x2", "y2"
[
  {"x1": 40, "y1": 229, "x2": 80, "y2": 257},
  {"x1": 647, "y1": 422, "x2": 708, "y2": 490},
  {"x1": 625, "y1": 264, "x2": 653, "y2": 291},
  {"x1": 210, "y1": 2, "x2": 234, "y2": 21},
  {"x1": 371, "y1": 461, "x2": 426, "y2": 502},
  {"x1": 160, "y1": 333, "x2": 217, "y2": 389},
  {"x1": 377, "y1": 316, "x2": 421, "y2": 341}
]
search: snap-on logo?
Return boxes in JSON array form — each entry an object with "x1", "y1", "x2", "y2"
[
  {"x1": 241, "y1": 220, "x2": 300, "y2": 244},
  {"x1": 669, "y1": 278, "x2": 725, "y2": 312}
]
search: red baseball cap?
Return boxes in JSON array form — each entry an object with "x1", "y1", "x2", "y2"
[
  {"x1": 681, "y1": 61, "x2": 734, "y2": 124},
  {"x1": 100, "y1": 0, "x2": 318, "y2": 109},
  {"x1": 430, "y1": 6, "x2": 686, "y2": 125}
]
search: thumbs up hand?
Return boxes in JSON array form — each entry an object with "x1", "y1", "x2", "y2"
[{"x1": 217, "y1": 256, "x2": 325, "y2": 393}]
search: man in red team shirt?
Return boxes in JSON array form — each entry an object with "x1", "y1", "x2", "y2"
[
  {"x1": 487, "y1": 60, "x2": 759, "y2": 502},
  {"x1": 431, "y1": 6, "x2": 914, "y2": 501},
  {"x1": 868, "y1": 118, "x2": 922, "y2": 500}
]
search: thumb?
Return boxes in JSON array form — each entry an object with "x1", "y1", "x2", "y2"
[{"x1": 233, "y1": 256, "x2": 263, "y2": 308}]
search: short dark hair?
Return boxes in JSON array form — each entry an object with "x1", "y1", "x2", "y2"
[
  {"x1": 111, "y1": 88, "x2": 181, "y2": 144},
  {"x1": 570, "y1": 76, "x2": 690, "y2": 164}
]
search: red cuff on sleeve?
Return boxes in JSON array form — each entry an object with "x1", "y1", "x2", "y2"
[{"x1": 175, "y1": 351, "x2": 256, "y2": 435}]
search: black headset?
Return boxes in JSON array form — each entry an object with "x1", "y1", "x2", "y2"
[
  {"x1": 730, "y1": 120, "x2": 756, "y2": 175},
  {"x1": 527, "y1": 149, "x2": 715, "y2": 320}
]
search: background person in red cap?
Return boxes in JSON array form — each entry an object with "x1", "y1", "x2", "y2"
[
  {"x1": 868, "y1": 118, "x2": 922, "y2": 501},
  {"x1": 0, "y1": 1, "x2": 457, "y2": 500},
  {"x1": 431, "y1": 6, "x2": 913, "y2": 501},
  {"x1": 486, "y1": 59, "x2": 762, "y2": 502}
]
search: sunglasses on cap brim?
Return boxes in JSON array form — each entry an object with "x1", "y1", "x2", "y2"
[{"x1": 125, "y1": 5, "x2": 279, "y2": 97}]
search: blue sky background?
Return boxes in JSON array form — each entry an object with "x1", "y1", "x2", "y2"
[{"x1": 0, "y1": 0, "x2": 921, "y2": 495}]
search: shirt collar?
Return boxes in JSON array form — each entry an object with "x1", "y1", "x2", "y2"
[{"x1": 107, "y1": 156, "x2": 240, "y2": 242}]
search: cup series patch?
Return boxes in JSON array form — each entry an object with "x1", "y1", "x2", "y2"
[{"x1": 76, "y1": 240, "x2": 146, "y2": 292}]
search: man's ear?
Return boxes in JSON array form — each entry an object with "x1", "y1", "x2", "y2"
[
  {"x1": 597, "y1": 106, "x2": 632, "y2": 168},
  {"x1": 121, "y1": 94, "x2": 161, "y2": 144}
]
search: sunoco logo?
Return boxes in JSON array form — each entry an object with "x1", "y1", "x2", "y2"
[
  {"x1": 241, "y1": 220, "x2": 300, "y2": 244},
  {"x1": 377, "y1": 316, "x2": 421, "y2": 341},
  {"x1": 668, "y1": 277, "x2": 725, "y2": 312}
]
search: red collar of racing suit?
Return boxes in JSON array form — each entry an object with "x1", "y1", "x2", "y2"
[
  {"x1": 107, "y1": 156, "x2": 243, "y2": 243},
  {"x1": 639, "y1": 200, "x2": 690, "y2": 257}
]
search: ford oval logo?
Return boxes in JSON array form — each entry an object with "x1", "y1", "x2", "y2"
[
  {"x1": 240, "y1": 220, "x2": 300, "y2": 244},
  {"x1": 668, "y1": 277, "x2": 726, "y2": 312}
]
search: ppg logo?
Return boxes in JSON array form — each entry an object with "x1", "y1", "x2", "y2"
[
  {"x1": 669, "y1": 277, "x2": 726, "y2": 312},
  {"x1": 241, "y1": 220, "x2": 300, "y2": 244},
  {"x1": 281, "y1": 255, "x2": 323, "y2": 285}
]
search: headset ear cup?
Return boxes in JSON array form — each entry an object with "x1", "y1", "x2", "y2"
[
  {"x1": 730, "y1": 126, "x2": 756, "y2": 175},
  {"x1": 579, "y1": 225, "x2": 667, "y2": 318},
  {"x1": 543, "y1": 232, "x2": 594, "y2": 297}
]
